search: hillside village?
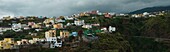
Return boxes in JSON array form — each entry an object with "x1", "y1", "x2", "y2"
[{"x1": 0, "y1": 10, "x2": 170, "y2": 52}]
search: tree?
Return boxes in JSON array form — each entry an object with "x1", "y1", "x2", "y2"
[
  {"x1": 142, "y1": 16, "x2": 169, "y2": 38},
  {"x1": 75, "y1": 33, "x2": 133, "y2": 52}
]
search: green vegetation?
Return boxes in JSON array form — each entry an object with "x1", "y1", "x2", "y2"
[
  {"x1": 1, "y1": 12, "x2": 170, "y2": 52},
  {"x1": 76, "y1": 12, "x2": 169, "y2": 52},
  {"x1": 74, "y1": 33, "x2": 133, "y2": 52}
]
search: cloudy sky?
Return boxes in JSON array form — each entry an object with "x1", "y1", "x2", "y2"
[{"x1": 0, "y1": 0, "x2": 170, "y2": 17}]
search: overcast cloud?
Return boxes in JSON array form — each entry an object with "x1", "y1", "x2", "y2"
[{"x1": 0, "y1": 0, "x2": 170, "y2": 17}]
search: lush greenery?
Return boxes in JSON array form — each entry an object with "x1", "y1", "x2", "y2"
[
  {"x1": 1, "y1": 11, "x2": 170, "y2": 52},
  {"x1": 74, "y1": 33, "x2": 133, "y2": 52}
]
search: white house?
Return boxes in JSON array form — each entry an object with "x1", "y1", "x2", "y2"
[
  {"x1": 39, "y1": 38, "x2": 46, "y2": 42},
  {"x1": 57, "y1": 20, "x2": 65, "y2": 23},
  {"x1": 23, "y1": 27, "x2": 30, "y2": 30},
  {"x1": 91, "y1": 24, "x2": 100, "y2": 26},
  {"x1": 12, "y1": 23, "x2": 22, "y2": 32},
  {"x1": 55, "y1": 36, "x2": 62, "y2": 47},
  {"x1": 45, "y1": 24, "x2": 52, "y2": 27},
  {"x1": 29, "y1": 40, "x2": 34, "y2": 44},
  {"x1": 92, "y1": 17, "x2": 95, "y2": 19},
  {"x1": 97, "y1": 13, "x2": 103, "y2": 15},
  {"x1": 30, "y1": 33, "x2": 37, "y2": 36},
  {"x1": 12, "y1": 23, "x2": 22, "y2": 29},
  {"x1": 27, "y1": 38, "x2": 39, "y2": 44},
  {"x1": 66, "y1": 23, "x2": 72, "y2": 26},
  {"x1": 45, "y1": 30, "x2": 62, "y2": 48},
  {"x1": 35, "y1": 29, "x2": 42, "y2": 32},
  {"x1": 109, "y1": 26, "x2": 116, "y2": 32},
  {"x1": 109, "y1": 13, "x2": 116, "y2": 15},
  {"x1": 132, "y1": 14, "x2": 139, "y2": 18},
  {"x1": 64, "y1": 16, "x2": 74, "y2": 20},
  {"x1": 82, "y1": 24, "x2": 92, "y2": 29},
  {"x1": 46, "y1": 37, "x2": 57, "y2": 43},
  {"x1": 116, "y1": 13, "x2": 128, "y2": 16},
  {"x1": 33, "y1": 38, "x2": 39, "y2": 42},
  {"x1": 55, "y1": 19, "x2": 65, "y2": 23},
  {"x1": 101, "y1": 27, "x2": 107, "y2": 31},
  {"x1": 17, "y1": 41, "x2": 22, "y2": 45},
  {"x1": 149, "y1": 15, "x2": 156, "y2": 17},
  {"x1": 74, "y1": 20, "x2": 85, "y2": 26},
  {"x1": 143, "y1": 12, "x2": 150, "y2": 16}
]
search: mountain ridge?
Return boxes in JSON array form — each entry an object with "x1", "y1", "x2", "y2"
[{"x1": 129, "y1": 6, "x2": 170, "y2": 14}]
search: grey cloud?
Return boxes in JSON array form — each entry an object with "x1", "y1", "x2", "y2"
[{"x1": 0, "y1": 0, "x2": 170, "y2": 18}]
